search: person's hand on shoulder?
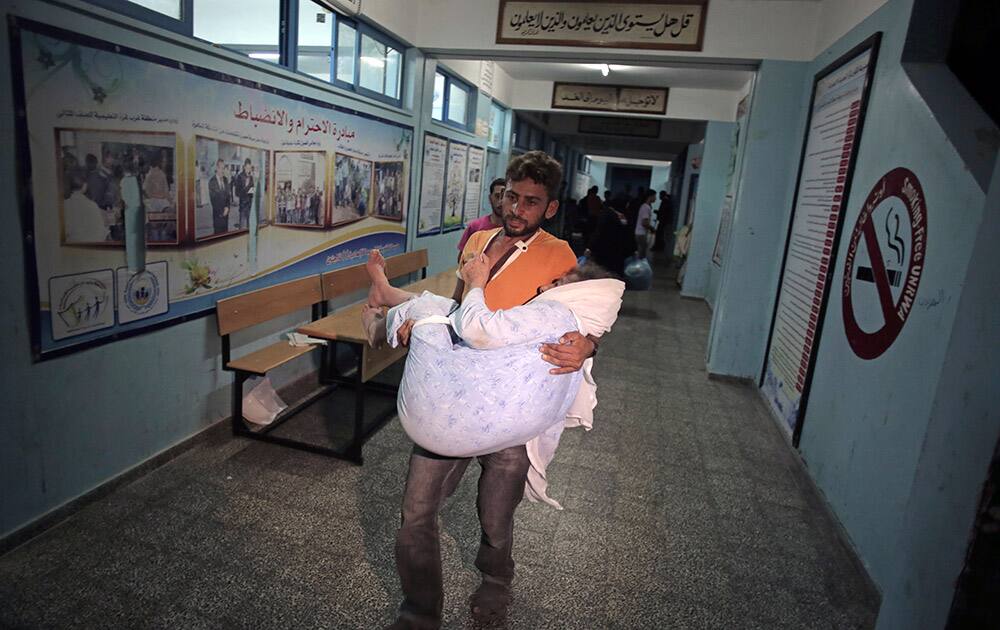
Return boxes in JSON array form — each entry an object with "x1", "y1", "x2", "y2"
[
  {"x1": 540, "y1": 331, "x2": 596, "y2": 374},
  {"x1": 461, "y1": 253, "x2": 490, "y2": 290}
]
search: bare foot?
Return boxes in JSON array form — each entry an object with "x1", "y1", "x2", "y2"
[
  {"x1": 361, "y1": 304, "x2": 386, "y2": 348},
  {"x1": 366, "y1": 249, "x2": 390, "y2": 306}
]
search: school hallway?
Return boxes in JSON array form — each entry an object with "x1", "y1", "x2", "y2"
[{"x1": 0, "y1": 256, "x2": 878, "y2": 629}]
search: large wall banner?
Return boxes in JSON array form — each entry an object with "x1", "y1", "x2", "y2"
[
  {"x1": 760, "y1": 33, "x2": 882, "y2": 443},
  {"x1": 11, "y1": 20, "x2": 413, "y2": 359}
]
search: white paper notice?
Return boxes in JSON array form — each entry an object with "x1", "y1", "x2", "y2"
[
  {"x1": 443, "y1": 141, "x2": 468, "y2": 232},
  {"x1": 762, "y1": 48, "x2": 873, "y2": 434},
  {"x1": 463, "y1": 146, "x2": 485, "y2": 225},
  {"x1": 116, "y1": 261, "x2": 169, "y2": 324},
  {"x1": 418, "y1": 134, "x2": 448, "y2": 235}
]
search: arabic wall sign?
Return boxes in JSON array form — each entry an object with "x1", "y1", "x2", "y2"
[
  {"x1": 552, "y1": 83, "x2": 668, "y2": 114},
  {"x1": 842, "y1": 167, "x2": 926, "y2": 360},
  {"x1": 497, "y1": 1, "x2": 707, "y2": 51},
  {"x1": 578, "y1": 115, "x2": 662, "y2": 138}
]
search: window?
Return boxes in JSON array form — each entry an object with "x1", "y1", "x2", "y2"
[
  {"x1": 331, "y1": 15, "x2": 404, "y2": 105},
  {"x1": 432, "y1": 69, "x2": 474, "y2": 130},
  {"x1": 335, "y1": 21, "x2": 357, "y2": 83},
  {"x1": 84, "y1": 0, "x2": 192, "y2": 34},
  {"x1": 488, "y1": 101, "x2": 506, "y2": 149},
  {"x1": 194, "y1": 1, "x2": 281, "y2": 64},
  {"x1": 297, "y1": 0, "x2": 333, "y2": 81}
]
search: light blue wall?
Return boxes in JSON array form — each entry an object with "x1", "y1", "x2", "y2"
[
  {"x1": 705, "y1": 60, "x2": 810, "y2": 378},
  {"x1": 675, "y1": 142, "x2": 703, "y2": 228},
  {"x1": 681, "y1": 121, "x2": 735, "y2": 305},
  {"x1": 790, "y1": 2, "x2": 995, "y2": 628},
  {"x1": 648, "y1": 165, "x2": 670, "y2": 193},
  {"x1": 589, "y1": 160, "x2": 608, "y2": 191}
]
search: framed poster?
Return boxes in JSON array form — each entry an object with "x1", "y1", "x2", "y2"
[
  {"x1": 11, "y1": 18, "x2": 412, "y2": 360},
  {"x1": 552, "y1": 83, "x2": 668, "y2": 114},
  {"x1": 760, "y1": 33, "x2": 882, "y2": 444},
  {"x1": 443, "y1": 141, "x2": 468, "y2": 232},
  {"x1": 578, "y1": 115, "x2": 661, "y2": 138},
  {"x1": 332, "y1": 153, "x2": 373, "y2": 226},
  {"x1": 417, "y1": 133, "x2": 448, "y2": 235},
  {"x1": 496, "y1": 1, "x2": 708, "y2": 51},
  {"x1": 463, "y1": 146, "x2": 486, "y2": 225}
]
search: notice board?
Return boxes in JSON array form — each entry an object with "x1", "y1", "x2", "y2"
[{"x1": 760, "y1": 33, "x2": 882, "y2": 443}]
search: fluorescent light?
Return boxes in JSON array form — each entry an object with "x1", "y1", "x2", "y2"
[
  {"x1": 600, "y1": 63, "x2": 610, "y2": 77},
  {"x1": 249, "y1": 52, "x2": 280, "y2": 61},
  {"x1": 361, "y1": 56, "x2": 385, "y2": 68}
]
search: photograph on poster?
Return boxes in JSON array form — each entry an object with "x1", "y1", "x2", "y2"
[
  {"x1": 193, "y1": 137, "x2": 269, "y2": 240},
  {"x1": 373, "y1": 161, "x2": 404, "y2": 221},
  {"x1": 332, "y1": 154, "x2": 373, "y2": 225},
  {"x1": 58, "y1": 129, "x2": 177, "y2": 245},
  {"x1": 274, "y1": 151, "x2": 326, "y2": 227},
  {"x1": 443, "y1": 142, "x2": 468, "y2": 231}
]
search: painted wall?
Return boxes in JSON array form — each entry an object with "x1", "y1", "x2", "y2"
[
  {"x1": 705, "y1": 60, "x2": 810, "y2": 378},
  {"x1": 680, "y1": 122, "x2": 735, "y2": 304},
  {"x1": 648, "y1": 165, "x2": 670, "y2": 195},
  {"x1": 0, "y1": 0, "x2": 502, "y2": 539},
  {"x1": 788, "y1": 2, "x2": 995, "y2": 629},
  {"x1": 588, "y1": 160, "x2": 608, "y2": 192}
]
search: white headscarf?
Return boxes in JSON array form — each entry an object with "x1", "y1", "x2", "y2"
[{"x1": 531, "y1": 278, "x2": 625, "y2": 338}]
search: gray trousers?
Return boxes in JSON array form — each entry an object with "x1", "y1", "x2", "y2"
[{"x1": 394, "y1": 444, "x2": 530, "y2": 628}]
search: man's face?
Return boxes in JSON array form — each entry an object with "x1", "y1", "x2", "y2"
[
  {"x1": 502, "y1": 178, "x2": 558, "y2": 238},
  {"x1": 215, "y1": 162, "x2": 224, "y2": 178},
  {"x1": 488, "y1": 185, "x2": 505, "y2": 216}
]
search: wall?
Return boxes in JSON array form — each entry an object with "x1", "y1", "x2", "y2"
[
  {"x1": 680, "y1": 121, "x2": 735, "y2": 303},
  {"x1": 675, "y1": 143, "x2": 704, "y2": 229},
  {"x1": 588, "y1": 160, "x2": 608, "y2": 192},
  {"x1": 648, "y1": 165, "x2": 670, "y2": 194},
  {"x1": 0, "y1": 0, "x2": 504, "y2": 540},
  {"x1": 788, "y1": 2, "x2": 994, "y2": 629},
  {"x1": 705, "y1": 60, "x2": 810, "y2": 378},
  {"x1": 816, "y1": 0, "x2": 889, "y2": 55}
]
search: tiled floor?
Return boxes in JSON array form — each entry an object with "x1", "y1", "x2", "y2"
[{"x1": 0, "y1": 258, "x2": 879, "y2": 629}]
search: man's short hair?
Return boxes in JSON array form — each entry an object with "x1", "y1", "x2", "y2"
[
  {"x1": 505, "y1": 151, "x2": 563, "y2": 201},
  {"x1": 489, "y1": 178, "x2": 506, "y2": 194},
  {"x1": 244, "y1": 158, "x2": 252, "y2": 166}
]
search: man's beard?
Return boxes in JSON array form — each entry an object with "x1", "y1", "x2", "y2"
[{"x1": 502, "y1": 212, "x2": 543, "y2": 237}]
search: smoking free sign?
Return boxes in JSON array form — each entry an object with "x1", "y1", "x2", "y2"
[{"x1": 842, "y1": 168, "x2": 926, "y2": 359}]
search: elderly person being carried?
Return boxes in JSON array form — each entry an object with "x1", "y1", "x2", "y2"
[{"x1": 362, "y1": 249, "x2": 624, "y2": 507}]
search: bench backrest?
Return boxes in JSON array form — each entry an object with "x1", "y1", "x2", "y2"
[
  {"x1": 320, "y1": 249, "x2": 428, "y2": 301},
  {"x1": 216, "y1": 275, "x2": 323, "y2": 336}
]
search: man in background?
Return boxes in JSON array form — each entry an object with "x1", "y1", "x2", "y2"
[{"x1": 455, "y1": 178, "x2": 505, "y2": 262}]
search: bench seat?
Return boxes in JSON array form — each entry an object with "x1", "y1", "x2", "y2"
[{"x1": 226, "y1": 341, "x2": 318, "y2": 376}]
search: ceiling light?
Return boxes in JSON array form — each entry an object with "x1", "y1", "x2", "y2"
[
  {"x1": 249, "y1": 52, "x2": 280, "y2": 61},
  {"x1": 600, "y1": 63, "x2": 610, "y2": 77}
]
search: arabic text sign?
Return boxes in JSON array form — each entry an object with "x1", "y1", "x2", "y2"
[
  {"x1": 578, "y1": 115, "x2": 662, "y2": 138},
  {"x1": 553, "y1": 84, "x2": 668, "y2": 114},
  {"x1": 497, "y1": 1, "x2": 707, "y2": 51}
]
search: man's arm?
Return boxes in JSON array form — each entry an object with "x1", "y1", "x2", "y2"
[{"x1": 540, "y1": 245, "x2": 596, "y2": 374}]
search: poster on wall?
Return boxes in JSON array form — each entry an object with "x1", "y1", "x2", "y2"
[
  {"x1": 443, "y1": 141, "x2": 468, "y2": 232},
  {"x1": 712, "y1": 92, "x2": 752, "y2": 267},
  {"x1": 463, "y1": 146, "x2": 486, "y2": 225},
  {"x1": 417, "y1": 133, "x2": 448, "y2": 236},
  {"x1": 760, "y1": 33, "x2": 882, "y2": 443},
  {"x1": 11, "y1": 19, "x2": 412, "y2": 359}
]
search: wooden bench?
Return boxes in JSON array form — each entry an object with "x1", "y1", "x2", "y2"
[
  {"x1": 295, "y1": 249, "x2": 430, "y2": 462},
  {"x1": 216, "y1": 249, "x2": 431, "y2": 464},
  {"x1": 216, "y1": 275, "x2": 338, "y2": 457}
]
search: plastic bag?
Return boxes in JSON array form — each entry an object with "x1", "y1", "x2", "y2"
[
  {"x1": 242, "y1": 376, "x2": 288, "y2": 425},
  {"x1": 624, "y1": 257, "x2": 653, "y2": 291}
]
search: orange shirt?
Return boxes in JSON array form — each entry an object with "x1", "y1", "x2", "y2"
[{"x1": 461, "y1": 228, "x2": 577, "y2": 310}]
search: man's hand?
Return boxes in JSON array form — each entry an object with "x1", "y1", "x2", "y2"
[
  {"x1": 540, "y1": 331, "x2": 595, "y2": 374},
  {"x1": 461, "y1": 253, "x2": 490, "y2": 289},
  {"x1": 396, "y1": 318, "x2": 416, "y2": 346}
]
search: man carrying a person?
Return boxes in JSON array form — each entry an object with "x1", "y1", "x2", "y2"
[
  {"x1": 455, "y1": 177, "x2": 506, "y2": 262},
  {"x1": 389, "y1": 151, "x2": 596, "y2": 630}
]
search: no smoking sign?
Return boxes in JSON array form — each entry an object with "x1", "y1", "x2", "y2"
[{"x1": 842, "y1": 168, "x2": 927, "y2": 359}]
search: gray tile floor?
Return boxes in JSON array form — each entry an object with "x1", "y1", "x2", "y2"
[{"x1": 0, "y1": 258, "x2": 879, "y2": 629}]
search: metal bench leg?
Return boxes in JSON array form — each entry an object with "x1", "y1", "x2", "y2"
[
  {"x1": 348, "y1": 346, "x2": 365, "y2": 464},
  {"x1": 231, "y1": 371, "x2": 249, "y2": 435}
]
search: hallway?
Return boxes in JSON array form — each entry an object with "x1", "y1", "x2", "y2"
[{"x1": 0, "y1": 259, "x2": 878, "y2": 629}]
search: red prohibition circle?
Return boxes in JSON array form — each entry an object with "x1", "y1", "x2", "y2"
[{"x1": 842, "y1": 167, "x2": 927, "y2": 360}]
